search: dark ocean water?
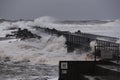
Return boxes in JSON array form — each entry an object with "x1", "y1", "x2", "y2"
[{"x1": 0, "y1": 62, "x2": 58, "y2": 80}]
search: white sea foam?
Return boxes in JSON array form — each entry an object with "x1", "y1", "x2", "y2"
[
  {"x1": 48, "y1": 77, "x2": 58, "y2": 80},
  {"x1": 33, "y1": 17, "x2": 120, "y2": 38},
  {"x1": 1, "y1": 16, "x2": 120, "y2": 37},
  {"x1": 0, "y1": 35, "x2": 93, "y2": 65},
  {"x1": 116, "y1": 39, "x2": 120, "y2": 43},
  {"x1": 0, "y1": 16, "x2": 120, "y2": 65},
  {"x1": 0, "y1": 35, "x2": 65, "y2": 64},
  {"x1": 90, "y1": 40, "x2": 97, "y2": 52}
]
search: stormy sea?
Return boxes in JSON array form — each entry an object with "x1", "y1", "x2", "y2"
[{"x1": 0, "y1": 16, "x2": 120, "y2": 80}]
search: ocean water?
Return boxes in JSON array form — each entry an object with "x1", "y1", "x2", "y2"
[{"x1": 0, "y1": 16, "x2": 120, "y2": 80}]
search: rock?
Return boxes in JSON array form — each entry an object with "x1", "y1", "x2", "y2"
[
  {"x1": 5, "y1": 28, "x2": 41, "y2": 40},
  {"x1": 4, "y1": 57, "x2": 10, "y2": 62}
]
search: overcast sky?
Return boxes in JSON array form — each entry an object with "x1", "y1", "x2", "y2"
[{"x1": 0, "y1": 0, "x2": 120, "y2": 20}]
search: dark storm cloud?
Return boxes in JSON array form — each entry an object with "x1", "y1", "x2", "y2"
[{"x1": 0, "y1": 0, "x2": 120, "y2": 20}]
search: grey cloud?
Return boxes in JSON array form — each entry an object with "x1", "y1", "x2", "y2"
[{"x1": 0, "y1": 0, "x2": 120, "y2": 20}]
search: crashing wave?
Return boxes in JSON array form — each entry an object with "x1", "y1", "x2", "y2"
[{"x1": 0, "y1": 16, "x2": 120, "y2": 65}]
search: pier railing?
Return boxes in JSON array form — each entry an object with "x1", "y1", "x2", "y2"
[{"x1": 34, "y1": 26, "x2": 120, "y2": 60}]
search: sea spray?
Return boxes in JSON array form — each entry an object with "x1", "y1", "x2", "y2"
[
  {"x1": 116, "y1": 39, "x2": 120, "y2": 43},
  {"x1": 43, "y1": 36, "x2": 66, "y2": 53},
  {"x1": 0, "y1": 35, "x2": 95, "y2": 65},
  {"x1": 83, "y1": 40, "x2": 98, "y2": 61},
  {"x1": 33, "y1": 17, "x2": 120, "y2": 37},
  {"x1": 0, "y1": 35, "x2": 67, "y2": 65},
  {"x1": 1, "y1": 16, "x2": 120, "y2": 37},
  {"x1": 34, "y1": 16, "x2": 58, "y2": 28},
  {"x1": 0, "y1": 17, "x2": 120, "y2": 80},
  {"x1": 90, "y1": 40, "x2": 97, "y2": 53}
]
